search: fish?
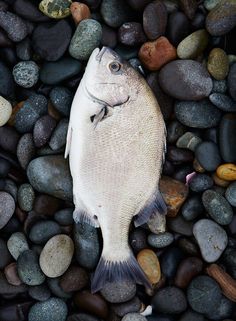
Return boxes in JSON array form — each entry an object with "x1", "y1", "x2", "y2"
[{"x1": 65, "y1": 47, "x2": 167, "y2": 292}]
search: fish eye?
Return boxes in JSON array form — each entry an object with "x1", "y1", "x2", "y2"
[{"x1": 109, "y1": 61, "x2": 121, "y2": 72}]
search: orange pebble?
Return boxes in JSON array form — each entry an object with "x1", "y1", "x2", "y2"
[{"x1": 70, "y1": 2, "x2": 91, "y2": 25}]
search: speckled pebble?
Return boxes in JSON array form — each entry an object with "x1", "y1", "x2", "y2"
[
  {"x1": 18, "y1": 183, "x2": 35, "y2": 211},
  {"x1": 13, "y1": 61, "x2": 39, "y2": 88},
  {"x1": 7, "y1": 232, "x2": 29, "y2": 260},
  {"x1": 225, "y1": 181, "x2": 236, "y2": 207},
  {"x1": 0, "y1": 191, "x2": 15, "y2": 229},
  {"x1": 177, "y1": 29, "x2": 208, "y2": 59},
  {"x1": 0, "y1": 10, "x2": 28, "y2": 42},
  {"x1": 207, "y1": 48, "x2": 229, "y2": 80},
  {"x1": 212, "y1": 79, "x2": 227, "y2": 93},
  {"x1": 29, "y1": 283, "x2": 51, "y2": 301},
  {"x1": 29, "y1": 220, "x2": 62, "y2": 244},
  {"x1": 195, "y1": 141, "x2": 221, "y2": 171},
  {"x1": 49, "y1": 87, "x2": 73, "y2": 116},
  {"x1": 209, "y1": 93, "x2": 236, "y2": 112},
  {"x1": 189, "y1": 174, "x2": 214, "y2": 192},
  {"x1": 17, "y1": 133, "x2": 35, "y2": 169},
  {"x1": 39, "y1": 0, "x2": 72, "y2": 19},
  {"x1": 148, "y1": 232, "x2": 174, "y2": 248},
  {"x1": 49, "y1": 119, "x2": 68, "y2": 151},
  {"x1": 33, "y1": 115, "x2": 57, "y2": 148},
  {"x1": 121, "y1": 313, "x2": 147, "y2": 321},
  {"x1": 101, "y1": 280, "x2": 136, "y2": 303},
  {"x1": 0, "y1": 96, "x2": 12, "y2": 127}
]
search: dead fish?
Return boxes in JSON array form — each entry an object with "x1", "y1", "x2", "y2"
[{"x1": 65, "y1": 47, "x2": 167, "y2": 292}]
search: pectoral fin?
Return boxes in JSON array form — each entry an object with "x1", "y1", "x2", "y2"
[{"x1": 64, "y1": 125, "x2": 72, "y2": 158}]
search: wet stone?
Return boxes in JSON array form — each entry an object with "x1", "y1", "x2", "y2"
[
  {"x1": 29, "y1": 283, "x2": 51, "y2": 301},
  {"x1": 49, "y1": 87, "x2": 73, "y2": 116},
  {"x1": 181, "y1": 195, "x2": 204, "y2": 221},
  {"x1": 101, "y1": 280, "x2": 136, "y2": 303},
  {"x1": 147, "y1": 232, "x2": 174, "y2": 248},
  {"x1": 225, "y1": 181, "x2": 236, "y2": 207},
  {"x1": 0, "y1": 192, "x2": 15, "y2": 229},
  {"x1": 100, "y1": 0, "x2": 132, "y2": 28},
  {"x1": 17, "y1": 133, "x2": 35, "y2": 170},
  {"x1": 219, "y1": 114, "x2": 236, "y2": 163},
  {"x1": 0, "y1": 96, "x2": 12, "y2": 127},
  {"x1": 7, "y1": 232, "x2": 29, "y2": 260},
  {"x1": 0, "y1": 11, "x2": 27, "y2": 42},
  {"x1": 49, "y1": 118, "x2": 68, "y2": 149},
  {"x1": 118, "y1": 22, "x2": 146, "y2": 46},
  {"x1": 29, "y1": 220, "x2": 62, "y2": 244},
  {"x1": 179, "y1": 0, "x2": 198, "y2": 20},
  {"x1": 195, "y1": 141, "x2": 221, "y2": 171},
  {"x1": 207, "y1": 48, "x2": 229, "y2": 80},
  {"x1": 0, "y1": 238, "x2": 12, "y2": 269},
  {"x1": 13, "y1": 61, "x2": 39, "y2": 88},
  {"x1": 33, "y1": 115, "x2": 57, "y2": 148},
  {"x1": 18, "y1": 183, "x2": 35, "y2": 212},
  {"x1": 39, "y1": 0, "x2": 72, "y2": 19}
]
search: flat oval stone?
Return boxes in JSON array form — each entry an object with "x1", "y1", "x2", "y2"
[
  {"x1": 13, "y1": 0, "x2": 49, "y2": 22},
  {"x1": 137, "y1": 249, "x2": 161, "y2": 284},
  {"x1": 54, "y1": 208, "x2": 73, "y2": 225},
  {"x1": 13, "y1": 61, "x2": 39, "y2": 88},
  {"x1": 175, "y1": 257, "x2": 203, "y2": 288},
  {"x1": 195, "y1": 141, "x2": 221, "y2": 171},
  {"x1": 193, "y1": 219, "x2": 228, "y2": 262},
  {"x1": 69, "y1": 19, "x2": 102, "y2": 60},
  {"x1": 175, "y1": 100, "x2": 221, "y2": 128},
  {"x1": 122, "y1": 314, "x2": 147, "y2": 321},
  {"x1": 17, "y1": 133, "x2": 35, "y2": 169},
  {"x1": 101, "y1": 24, "x2": 117, "y2": 49},
  {"x1": 187, "y1": 276, "x2": 222, "y2": 314},
  {"x1": 147, "y1": 232, "x2": 174, "y2": 248},
  {"x1": 202, "y1": 190, "x2": 233, "y2": 225},
  {"x1": 179, "y1": 0, "x2": 198, "y2": 19},
  {"x1": 112, "y1": 296, "x2": 141, "y2": 317},
  {"x1": 39, "y1": 0, "x2": 72, "y2": 19},
  {"x1": 100, "y1": 0, "x2": 131, "y2": 28},
  {"x1": 18, "y1": 183, "x2": 35, "y2": 211},
  {"x1": 176, "y1": 132, "x2": 201, "y2": 151},
  {"x1": 0, "y1": 96, "x2": 12, "y2": 126},
  {"x1": 7, "y1": 231, "x2": 29, "y2": 260},
  {"x1": 167, "y1": 11, "x2": 190, "y2": 47},
  {"x1": 217, "y1": 163, "x2": 236, "y2": 181},
  {"x1": 0, "y1": 11, "x2": 27, "y2": 42},
  {"x1": 207, "y1": 48, "x2": 229, "y2": 80},
  {"x1": 33, "y1": 115, "x2": 57, "y2": 148},
  {"x1": 225, "y1": 182, "x2": 236, "y2": 207},
  {"x1": 29, "y1": 220, "x2": 62, "y2": 244},
  {"x1": 4, "y1": 262, "x2": 22, "y2": 286},
  {"x1": 228, "y1": 63, "x2": 236, "y2": 100},
  {"x1": 0, "y1": 191, "x2": 15, "y2": 229},
  {"x1": 212, "y1": 79, "x2": 227, "y2": 94},
  {"x1": 168, "y1": 215, "x2": 193, "y2": 236},
  {"x1": 219, "y1": 114, "x2": 236, "y2": 162},
  {"x1": 159, "y1": 60, "x2": 213, "y2": 100},
  {"x1": 118, "y1": 22, "x2": 146, "y2": 46},
  {"x1": 179, "y1": 310, "x2": 205, "y2": 321},
  {"x1": 27, "y1": 155, "x2": 73, "y2": 201},
  {"x1": 49, "y1": 119, "x2": 69, "y2": 151},
  {"x1": 209, "y1": 93, "x2": 236, "y2": 112},
  {"x1": 181, "y1": 195, "x2": 204, "y2": 221},
  {"x1": 39, "y1": 234, "x2": 74, "y2": 277},
  {"x1": 28, "y1": 297, "x2": 68, "y2": 321},
  {"x1": 17, "y1": 249, "x2": 45, "y2": 285},
  {"x1": 189, "y1": 173, "x2": 214, "y2": 192},
  {"x1": 49, "y1": 86, "x2": 73, "y2": 116},
  {"x1": 60, "y1": 265, "x2": 89, "y2": 292},
  {"x1": 101, "y1": 280, "x2": 136, "y2": 303}
]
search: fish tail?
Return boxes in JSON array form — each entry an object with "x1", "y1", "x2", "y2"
[{"x1": 91, "y1": 249, "x2": 150, "y2": 293}]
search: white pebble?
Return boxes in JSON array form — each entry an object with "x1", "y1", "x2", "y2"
[{"x1": 0, "y1": 96, "x2": 12, "y2": 126}]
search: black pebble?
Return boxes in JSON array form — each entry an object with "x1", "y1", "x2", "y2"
[
  {"x1": 219, "y1": 113, "x2": 236, "y2": 162},
  {"x1": 189, "y1": 173, "x2": 214, "y2": 192},
  {"x1": 195, "y1": 141, "x2": 221, "y2": 171}
]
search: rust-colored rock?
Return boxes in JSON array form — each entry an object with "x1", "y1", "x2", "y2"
[
  {"x1": 60, "y1": 265, "x2": 89, "y2": 292},
  {"x1": 70, "y1": 2, "x2": 90, "y2": 25},
  {"x1": 216, "y1": 163, "x2": 236, "y2": 181},
  {"x1": 159, "y1": 176, "x2": 189, "y2": 217},
  {"x1": 212, "y1": 172, "x2": 230, "y2": 187},
  {"x1": 4, "y1": 262, "x2": 22, "y2": 286},
  {"x1": 138, "y1": 36, "x2": 177, "y2": 71},
  {"x1": 137, "y1": 249, "x2": 161, "y2": 285},
  {"x1": 174, "y1": 257, "x2": 203, "y2": 288}
]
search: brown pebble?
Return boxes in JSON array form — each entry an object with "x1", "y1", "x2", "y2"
[
  {"x1": 137, "y1": 249, "x2": 161, "y2": 285},
  {"x1": 212, "y1": 172, "x2": 230, "y2": 187},
  {"x1": 74, "y1": 291, "x2": 109, "y2": 319},
  {"x1": 207, "y1": 48, "x2": 229, "y2": 80},
  {"x1": 174, "y1": 257, "x2": 203, "y2": 288},
  {"x1": 179, "y1": 0, "x2": 198, "y2": 20},
  {"x1": 138, "y1": 36, "x2": 176, "y2": 71},
  {"x1": 60, "y1": 265, "x2": 89, "y2": 292},
  {"x1": 159, "y1": 176, "x2": 189, "y2": 217},
  {"x1": 4, "y1": 263, "x2": 22, "y2": 286},
  {"x1": 193, "y1": 158, "x2": 205, "y2": 173},
  {"x1": 70, "y1": 2, "x2": 90, "y2": 25},
  {"x1": 178, "y1": 238, "x2": 199, "y2": 256},
  {"x1": 216, "y1": 163, "x2": 236, "y2": 181}
]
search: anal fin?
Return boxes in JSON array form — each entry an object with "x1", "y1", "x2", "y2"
[
  {"x1": 134, "y1": 189, "x2": 167, "y2": 227},
  {"x1": 73, "y1": 209, "x2": 100, "y2": 228}
]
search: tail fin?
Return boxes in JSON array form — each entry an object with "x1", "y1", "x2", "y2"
[{"x1": 91, "y1": 250, "x2": 150, "y2": 293}]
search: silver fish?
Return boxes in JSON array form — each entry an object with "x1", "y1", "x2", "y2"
[{"x1": 65, "y1": 47, "x2": 167, "y2": 292}]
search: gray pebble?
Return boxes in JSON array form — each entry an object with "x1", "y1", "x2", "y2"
[
  {"x1": 18, "y1": 183, "x2": 35, "y2": 211},
  {"x1": 3, "y1": 179, "x2": 18, "y2": 201},
  {"x1": 33, "y1": 115, "x2": 57, "y2": 148},
  {"x1": 168, "y1": 215, "x2": 193, "y2": 236},
  {"x1": 47, "y1": 277, "x2": 72, "y2": 299},
  {"x1": 29, "y1": 220, "x2": 62, "y2": 244},
  {"x1": 49, "y1": 87, "x2": 73, "y2": 116},
  {"x1": 113, "y1": 296, "x2": 141, "y2": 317},
  {"x1": 13, "y1": 61, "x2": 39, "y2": 88},
  {"x1": 212, "y1": 79, "x2": 227, "y2": 93},
  {"x1": 49, "y1": 119, "x2": 69, "y2": 151},
  {"x1": 176, "y1": 132, "x2": 202, "y2": 151},
  {"x1": 225, "y1": 181, "x2": 236, "y2": 207},
  {"x1": 7, "y1": 232, "x2": 29, "y2": 260},
  {"x1": 209, "y1": 93, "x2": 236, "y2": 112},
  {"x1": 29, "y1": 283, "x2": 51, "y2": 301},
  {"x1": 101, "y1": 0, "x2": 132, "y2": 28},
  {"x1": 0, "y1": 191, "x2": 15, "y2": 229},
  {"x1": 0, "y1": 238, "x2": 12, "y2": 269},
  {"x1": 122, "y1": 313, "x2": 147, "y2": 321},
  {"x1": 195, "y1": 141, "x2": 221, "y2": 171},
  {"x1": 54, "y1": 208, "x2": 73, "y2": 225},
  {"x1": 205, "y1": 295, "x2": 234, "y2": 320},
  {"x1": 17, "y1": 133, "x2": 35, "y2": 169},
  {"x1": 189, "y1": 173, "x2": 214, "y2": 192},
  {"x1": 101, "y1": 280, "x2": 136, "y2": 303},
  {"x1": 148, "y1": 232, "x2": 174, "y2": 248},
  {"x1": 0, "y1": 10, "x2": 28, "y2": 42}
]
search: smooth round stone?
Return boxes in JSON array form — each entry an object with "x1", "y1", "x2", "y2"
[
  {"x1": 189, "y1": 174, "x2": 213, "y2": 192},
  {"x1": 49, "y1": 119, "x2": 69, "y2": 151},
  {"x1": 4, "y1": 262, "x2": 22, "y2": 286},
  {"x1": 101, "y1": 280, "x2": 136, "y2": 303},
  {"x1": 3, "y1": 179, "x2": 17, "y2": 202},
  {"x1": 195, "y1": 141, "x2": 221, "y2": 171},
  {"x1": 206, "y1": 0, "x2": 236, "y2": 36},
  {"x1": 101, "y1": 24, "x2": 117, "y2": 48},
  {"x1": 207, "y1": 48, "x2": 229, "y2": 80},
  {"x1": 29, "y1": 220, "x2": 62, "y2": 244},
  {"x1": 0, "y1": 62, "x2": 14, "y2": 98},
  {"x1": 15, "y1": 94, "x2": 48, "y2": 133},
  {"x1": 47, "y1": 277, "x2": 71, "y2": 300},
  {"x1": 187, "y1": 276, "x2": 222, "y2": 314},
  {"x1": 16, "y1": 37, "x2": 32, "y2": 61},
  {"x1": 70, "y1": 2, "x2": 91, "y2": 25},
  {"x1": 193, "y1": 219, "x2": 228, "y2": 262},
  {"x1": 216, "y1": 164, "x2": 236, "y2": 181},
  {"x1": 0, "y1": 238, "x2": 11, "y2": 269},
  {"x1": 137, "y1": 249, "x2": 161, "y2": 284},
  {"x1": 28, "y1": 297, "x2": 68, "y2": 321},
  {"x1": 167, "y1": 11, "x2": 190, "y2": 46},
  {"x1": 202, "y1": 190, "x2": 233, "y2": 225},
  {"x1": 17, "y1": 133, "x2": 35, "y2": 170},
  {"x1": 54, "y1": 208, "x2": 73, "y2": 225},
  {"x1": 39, "y1": 0, "x2": 72, "y2": 19},
  {"x1": 167, "y1": 146, "x2": 193, "y2": 164},
  {"x1": 27, "y1": 155, "x2": 73, "y2": 201},
  {"x1": 118, "y1": 22, "x2": 146, "y2": 46},
  {"x1": 181, "y1": 195, "x2": 204, "y2": 221},
  {"x1": 152, "y1": 286, "x2": 187, "y2": 314},
  {"x1": 113, "y1": 296, "x2": 141, "y2": 317},
  {"x1": 219, "y1": 114, "x2": 236, "y2": 162},
  {"x1": 168, "y1": 215, "x2": 193, "y2": 236},
  {"x1": 33, "y1": 115, "x2": 57, "y2": 148},
  {"x1": 179, "y1": 0, "x2": 197, "y2": 19},
  {"x1": 0, "y1": 96, "x2": 12, "y2": 126},
  {"x1": 13, "y1": 61, "x2": 39, "y2": 88},
  {"x1": 29, "y1": 283, "x2": 51, "y2": 301},
  {"x1": 212, "y1": 79, "x2": 227, "y2": 94},
  {"x1": 0, "y1": 11, "x2": 27, "y2": 42},
  {"x1": 49, "y1": 87, "x2": 73, "y2": 116},
  {"x1": 177, "y1": 29, "x2": 208, "y2": 59},
  {"x1": 39, "y1": 234, "x2": 74, "y2": 277},
  {"x1": 159, "y1": 60, "x2": 213, "y2": 100},
  {"x1": 143, "y1": 1, "x2": 167, "y2": 40},
  {"x1": 225, "y1": 182, "x2": 236, "y2": 206},
  {"x1": 67, "y1": 314, "x2": 101, "y2": 321},
  {"x1": 204, "y1": 0, "x2": 221, "y2": 10},
  {"x1": 13, "y1": 0, "x2": 49, "y2": 22},
  {"x1": 69, "y1": 19, "x2": 102, "y2": 60},
  {"x1": 101, "y1": 0, "x2": 131, "y2": 28},
  {"x1": 32, "y1": 20, "x2": 72, "y2": 61},
  {"x1": 7, "y1": 232, "x2": 29, "y2": 260},
  {"x1": 18, "y1": 183, "x2": 35, "y2": 211},
  {"x1": 122, "y1": 314, "x2": 147, "y2": 321},
  {"x1": 40, "y1": 58, "x2": 81, "y2": 85},
  {"x1": 175, "y1": 257, "x2": 203, "y2": 289},
  {"x1": 228, "y1": 63, "x2": 236, "y2": 101},
  {"x1": 0, "y1": 192, "x2": 15, "y2": 229},
  {"x1": 60, "y1": 265, "x2": 89, "y2": 292},
  {"x1": 148, "y1": 232, "x2": 174, "y2": 248},
  {"x1": 175, "y1": 100, "x2": 221, "y2": 128},
  {"x1": 17, "y1": 250, "x2": 45, "y2": 285},
  {"x1": 176, "y1": 132, "x2": 201, "y2": 152},
  {"x1": 74, "y1": 222, "x2": 100, "y2": 269},
  {"x1": 210, "y1": 93, "x2": 236, "y2": 112}
]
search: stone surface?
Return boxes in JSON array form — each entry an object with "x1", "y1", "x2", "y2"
[
  {"x1": 167, "y1": 11, "x2": 190, "y2": 46},
  {"x1": 181, "y1": 195, "x2": 204, "y2": 221},
  {"x1": 219, "y1": 114, "x2": 236, "y2": 163},
  {"x1": 177, "y1": 29, "x2": 208, "y2": 59},
  {"x1": 0, "y1": 11, "x2": 27, "y2": 42},
  {"x1": 217, "y1": 164, "x2": 236, "y2": 181},
  {"x1": 49, "y1": 119, "x2": 68, "y2": 151},
  {"x1": 7, "y1": 232, "x2": 29, "y2": 260},
  {"x1": 0, "y1": 96, "x2": 12, "y2": 127},
  {"x1": 29, "y1": 283, "x2": 51, "y2": 301},
  {"x1": 122, "y1": 314, "x2": 147, "y2": 321},
  {"x1": 0, "y1": 238, "x2": 12, "y2": 269},
  {"x1": 101, "y1": 280, "x2": 136, "y2": 303},
  {"x1": 209, "y1": 93, "x2": 236, "y2": 112},
  {"x1": 174, "y1": 257, "x2": 203, "y2": 288},
  {"x1": 60, "y1": 265, "x2": 89, "y2": 292},
  {"x1": 33, "y1": 115, "x2": 57, "y2": 148},
  {"x1": 228, "y1": 63, "x2": 236, "y2": 101},
  {"x1": 70, "y1": 2, "x2": 91, "y2": 24},
  {"x1": 118, "y1": 22, "x2": 146, "y2": 46},
  {"x1": 100, "y1": 0, "x2": 131, "y2": 28},
  {"x1": 207, "y1": 48, "x2": 229, "y2": 80},
  {"x1": 49, "y1": 86, "x2": 73, "y2": 116},
  {"x1": 17, "y1": 133, "x2": 35, "y2": 169},
  {"x1": 13, "y1": 0, "x2": 49, "y2": 22},
  {"x1": 112, "y1": 296, "x2": 141, "y2": 317},
  {"x1": 13, "y1": 61, "x2": 39, "y2": 88},
  {"x1": 147, "y1": 232, "x2": 174, "y2": 248},
  {"x1": 29, "y1": 220, "x2": 62, "y2": 244},
  {"x1": 39, "y1": 0, "x2": 72, "y2": 19},
  {"x1": 225, "y1": 182, "x2": 236, "y2": 207},
  {"x1": 18, "y1": 183, "x2": 35, "y2": 211},
  {"x1": 0, "y1": 62, "x2": 14, "y2": 98},
  {"x1": 0, "y1": 192, "x2": 15, "y2": 229},
  {"x1": 137, "y1": 249, "x2": 161, "y2": 284},
  {"x1": 143, "y1": 1, "x2": 167, "y2": 40},
  {"x1": 4, "y1": 262, "x2": 22, "y2": 286}
]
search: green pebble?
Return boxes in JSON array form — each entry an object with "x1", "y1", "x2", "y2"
[{"x1": 39, "y1": 0, "x2": 72, "y2": 19}]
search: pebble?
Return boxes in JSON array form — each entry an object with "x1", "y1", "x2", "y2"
[
  {"x1": 113, "y1": 296, "x2": 141, "y2": 317},
  {"x1": 167, "y1": 11, "x2": 190, "y2": 46},
  {"x1": 101, "y1": 280, "x2": 136, "y2": 303},
  {"x1": 101, "y1": 0, "x2": 131, "y2": 28},
  {"x1": 0, "y1": 62, "x2": 14, "y2": 98},
  {"x1": 159, "y1": 176, "x2": 189, "y2": 217},
  {"x1": 0, "y1": 11, "x2": 27, "y2": 42},
  {"x1": 189, "y1": 173, "x2": 213, "y2": 192},
  {"x1": 14, "y1": 94, "x2": 48, "y2": 133},
  {"x1": 159, "y1": 60, "x2": 213, "y2": 100},
  {"x1": 217, "y1": 163, "x2": 236, "y2": 181},
  {"x1": 0, "y1": 126, "x2": 19, "y2": 154},
  {"x1": 152, "y1": 286, "x2": 187, "y2": 314},
  {"x1": 195, "y1": 141, "x2": 221, "y2": 171},
  {"x1": 167, "y1": 146, "x2": 194, "y2": 164},
  {"x1": 179, "y1": 310, "x2": 205, "y2": 321},
  {"x1": 70, "y1": 2, "x2": 91, "y2": 24},
  {"x1": 139, "y1": 36, "x2": 177, "y2": 71},
  {"x1": 147, "y1": 232, "x2": 174, "y2": 248},
  {"x1": 180, "y1": 0, "x2": 198, "y2": 19},
  {"x1": 29, "y1": 220, "x2": 62, "y2": 244},
  {"x1": 228, "y1": 63, "x2": 236, "y2": 100},
  {"x1": 177, "y1": 29, "x2": 209, "y2": 59},
  {"x1": 143, "y1": 1, "x2": 167, "y2": 40},
  {"x1": 33, "y1": 194, "x2": 61, "y2": 216},
  {"x1": 49, "y1": 86, "x2": 73, "y2": 116},
  {"x1": 13, "y1": 0, "x2": 49, "y2": 22},
  {"x1": 40, "y1": 58, "x2": 81, "y2": 85},
  {"x1": 167, "y1": 120, "x2": 186, "y2": 144},
  {"x1": 177, "y1": 132, "x2": 201, "y2": 151},
  {"x1": 69, "y1": 19, "x2": 102, "y2": 60},
  {"x1": 17, "y1": 133, "x2": 35, "y2": 169},
  {"x1": 32, "y1": 20, "x2": 72, "y2": 61},
  {"x1": 0, "y1": 96, "x2": 12, "y2": 127},
  {"x1": 12, "y1": 61, "x2": 39, "y2": 88},
  {"x1": 67, "y1": 314, "x2": 101, "y2": 321},
  {"x1": 219, "y1": 114, "x2": 236, "y2": 162},
  {"x1": 54, "y1": 208, "x2": 73, "y2": 225},
  {"x1": 137, "y1": 249, "x2": 161, "y2": 284},
  {"x1": 206, "y1": 0, "x2": 236, "y2": 36},
  {"x1": 175, "y1": 100, "x2": 221, "y2": 128},
  {"x1": 212, "y1": 79, "x2": 227, "y2": 94},
  {"x1": 39, "y1": 0, "x2": 72, "y2": 19},
  {"x1": 160, "y1": 247, "x2": 185, "y2": 279},
  {"x1": 0, "y1": 238, "x2": 11, "y2": 269},
  {"x1": 17, "y1": 250, "x2": 45, "y2": 285},
  {"x1": 33, "y1": 115, "x2": 57, "y2": 148},
  {"x1": 39, "y1": 234, "x2": 74, "y2": 277},
  {"x1": 205, "y1": 295, "x2": 235, "y2": 320},
  {"x1": 225, "y1": 182, "x2": 236, "y2": 207},
  {"x1": 202, "y1": 190, "x2": 233, "y2": 225},
  {"x1": 174, "y1": 257, "x2": 203, "y2": 288},
  {"x1": 47, "y1": 277, "x2": 71, "y2": 299},
  {"x1": 49, "y1": 119, "x2": 68, "y2": 151},
  {"x1": 101, "y1": 25, "x2": 117, "y2": 48},
  {"x1": 27, "y1": 155, "x2": 73, "y2": 201},
  {"x1": 207, "y1": 48, "x2": 229, "y2": 80},
  {"x1": 18, "y1": 183, "x2": 35, "y2": 211},
  {"x1": 210, "y1": 93, "x2": 236, "y2": 112},
  {"x1": 29, "y1": 283, "x2": 51, "y2": 301},
  {"x1": 187, "y1": 276, "x2": 222, "y2": 314},
  {"x1": 4, "y1": 262, "x2": 22, "y2": 286},
  {"x1": 168, "y1": 215, "x2": 193, "y2": 236},
  {"x1": 7, "y1": 232, "x2": 29, "y2": 260},
  {"x1": 193, "y1": 219, "x2": 228, "y2": 262},
  {"x1": 181, "y1": 195, "x2": 204, "y2": 221},
  {"x1": 0, "y1": 192, "x2": 15, "y2": 229},
  {"x1": 130, "y1": 228, "x2": 147, "y2": 253},
  {"x1": 28, "y1": 297, "x2": 68, "y2": 321},
  {"x1": 60, "y1": 265, "x2": 89, "y2": 292},
  {"x1": 204, "y1": 0, "x2": 221, "y2": 11},
  {"x1": 118, "y1": 22, "x2": 146, "y2": 46},
  {"x1": 16, "y1": 37, "x2": 32, "y2": 61},
  {"x1": 122, "y1": 314, "x2": 147, "y2": 321},
  {"x1": 0, "y1": 270, "x2": 28, "y2": 295}
]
